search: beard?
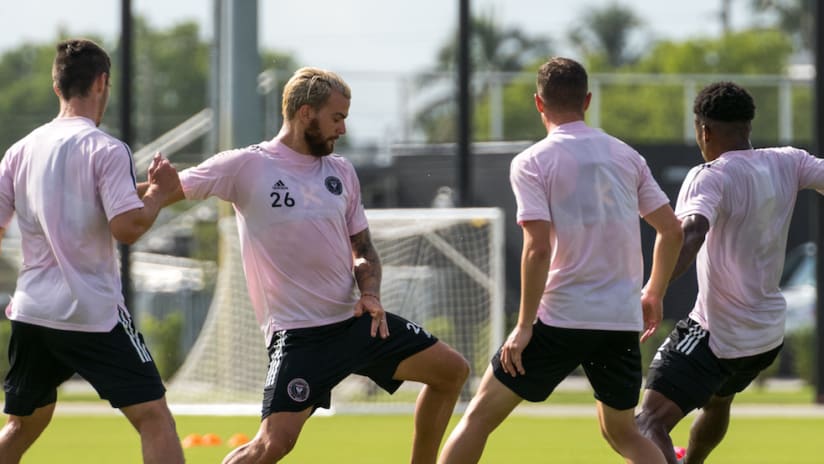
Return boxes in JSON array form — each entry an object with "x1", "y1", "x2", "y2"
[{"x1": 304, "y1": 118, "x2": 336, "y2": 157}]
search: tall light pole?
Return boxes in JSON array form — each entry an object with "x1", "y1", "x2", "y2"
[
  {"x1": 119, "y1": 0, "x2": 134, "y2": 314},
  {"x1": 456, "y1": 0, "x2": 472, "y2": 206}
]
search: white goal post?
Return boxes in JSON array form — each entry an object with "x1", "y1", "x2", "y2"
[{"x1": 167, "y1": 207, "x2": 506, "y2": 413}]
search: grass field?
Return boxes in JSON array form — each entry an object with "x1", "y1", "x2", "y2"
[{"x1": 14, "y1": 385, "x2": 824, "y2": 463}]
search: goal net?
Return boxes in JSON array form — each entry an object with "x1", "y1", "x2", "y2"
[{"x1": 167, "y1": 207, "x2": 505, "y2": 413}]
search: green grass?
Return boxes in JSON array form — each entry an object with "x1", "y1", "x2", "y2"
[
  {"x1": 10, "y1": 383, "x2": 820, "y2": 462},
  {"x1": 16, "y1": 412, "x2": 824, "y2": 463}
]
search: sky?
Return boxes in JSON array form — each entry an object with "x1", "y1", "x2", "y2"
[{"x1": 0, "y1": 0, "x2": 760, "y2": 147}]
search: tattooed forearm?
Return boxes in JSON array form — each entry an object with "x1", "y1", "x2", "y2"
[{"x1": 351, "y1": 228, "x2": 382, "y2": 295}]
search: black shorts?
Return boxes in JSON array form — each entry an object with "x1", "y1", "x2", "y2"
[
  {"x1": 261, "y1": 313, "x2": 438, "y2": 418},
  {"x1": 491, "y1": 321, "x2": 642, "y2": 411},
  {"x1": 4, "y1": 310, "x2": 165, "y2": 416},
  {"x1": 645, "y1": 318, "x2": 782, "y2": 414}
]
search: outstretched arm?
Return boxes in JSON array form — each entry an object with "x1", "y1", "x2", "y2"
[
  {"x1": 110, "y1": 154, "x2": 182, "y2": 244},
  {"x1": 351, "y1": 228, "x2": 388, "y2": 338},
  {"x1": 640, "y1": 204, "x2": 684, "y2": 342}
]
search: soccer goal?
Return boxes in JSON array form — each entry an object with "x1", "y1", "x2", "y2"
[{"x1": 167, "y1": 207, "x2": 506, "y2": 413}]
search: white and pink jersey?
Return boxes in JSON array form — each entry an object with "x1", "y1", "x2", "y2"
[
  {"x1": 510, "y1": 121, "x2": 669, "y2": 331},
  {"x1": 676, "y1": 147, "x2": 824, "y2": 358},
  {"x1": 0, "y1": 117, "x2": 143, "y2": 332},
  {"x1": 180, "y1": 138, "x2": 368, "y2": 343}
]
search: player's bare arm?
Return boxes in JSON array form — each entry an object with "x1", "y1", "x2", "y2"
[
  {"x1": 501, "y1": 219, "x2": 551, "y2": 377},
  {"x1": 640, "y1": 204, "x2": 683, "y2": 342},
  {"x1": 136, "y1": 153, "x2": 185, "y2": 205},
  {"x1": 351, "y1": 228, "x2": 388, "y2": 338},
  {"x1": 668, "y1": 213, "x2": 709, "y2": 281},
  {"x1": 109, "y1": 157, "x2": 181, "y2": 244}
]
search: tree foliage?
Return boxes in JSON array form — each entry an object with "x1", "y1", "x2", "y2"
[
  {"x1": 473, "y1": 28, "x2": 803, "y2": 145},
  {"x1": 415, "y1": 11, "x2": 552, "y2": 143},
  {"x1": 0, "y1": 18, "x2": 298, "y2": 158}
]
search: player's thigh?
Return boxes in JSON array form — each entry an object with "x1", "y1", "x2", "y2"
[
  {"x1": 490, "y1": 322, "x2": 582, "y2": 403},
  {"x1": 582, "y1": 330, "x2": 643, "y2": 411},
  {"x1": 4, "y1": 321, "x2": 74, "y2": 416},
  {"x1": 644, "y1": 318, "x2": 724, "y2": 414},
  {"x1": 716, "y1": 344, "x2": 782, "y2": 397},
  {"x1": 461, "y1": 367, "x2": 522, "y2": 431},
  {"x1": 392, "y1": 340, "x2": 468, "y2": 387},
  {"x1": 257, "y1": 407, "x2": 314, "y2": 452},
  {"x1": 354, "y1": 313, "x2": 439, "y2": 393},
  {"x1": 50, "y1": 316, "x2": 165, "y2": 408}
]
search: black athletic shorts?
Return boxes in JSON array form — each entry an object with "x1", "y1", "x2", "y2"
[
  {"x1": 645, "y1": 318, "x2": 782, "y2": 414},
  {"x1": 491, "y1": 320, "x2": 643, "y2": 411},
  {"x1": 261, "y1": 312, "x2": 438, "y2": 418},
  {"x1": 4, "y1": 310, "x2": 166, "y2": 416}
]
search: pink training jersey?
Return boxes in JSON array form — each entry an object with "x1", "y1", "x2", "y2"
[
  {"x1": 180, "y1": 137, "x2": 369, "y2": 344},
  {"x1": 0, "y1": 117, "x2": 144, "y2": 332},
  {"x1": 510, "y1": 121, "x2": 669, "y2": 331},
  {"x1": 676, "y1": 147, "x2": 824, "y2": 359}
]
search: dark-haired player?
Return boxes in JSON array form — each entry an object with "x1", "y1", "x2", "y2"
[
  {"x1": 636, "y1": 81, "x2": 824, "y2": 464},
  {"x1": 0, "y1": 39, "x2": 183, "y2": 463},
  {"x1": 438, "y1": 57, "x2": 682, "y2": 464}
]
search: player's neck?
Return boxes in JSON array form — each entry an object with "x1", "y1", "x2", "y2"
[
  {"x1": 57, "y1": 99, "x2": 99, "y2": 124},
  {"x1": 545, "y1": 112, "x2": 584, "y2": 133},
  {"x1": 276, "y1": 125, "x2": 312, "y2": 156}
]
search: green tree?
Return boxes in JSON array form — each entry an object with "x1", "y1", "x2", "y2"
[
  {"x1": 415, "y1": 11, "x2": 552, "y2": 143},
  {"x1": 474, "y1": 28, "x2": 801, "y2": 145},
  {"x1": 567, "y1": 2, "x2": 647, "y2": 69},
  {"x1": 751, "y1": 0, "x2": 814, "y2": 52}
]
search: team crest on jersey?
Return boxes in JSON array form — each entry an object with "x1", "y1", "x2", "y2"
[
  {"x1": 287, "y1": 378, "x2": 310, "y2": 402},
  {"x1": 325, "y1": 176, "x2": 343, "y2": 195}
]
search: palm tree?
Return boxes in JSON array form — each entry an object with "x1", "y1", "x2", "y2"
[
  {"x1": 751, "y1": 0, "x2": 814, "y2": 52},
  {"x1": 567, "y1": 2, "x2": 646, "y2": 68},
  {"x1": 413, "y1": 11, "x2": 552, "y2": 143}
]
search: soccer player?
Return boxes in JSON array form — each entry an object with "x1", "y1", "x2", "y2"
[
  {"x1": 152, "y1": 67, "x2": 469, "y2": 464},
  {"x1": 0, "y1": 39, "x2": 184, "y2": 464},
  {"x1": 635, "y1": 81, "x2": 824, "y2": 464},
  {"x1": 438, "y1": 57, "x2": 682, "y2": 464}
]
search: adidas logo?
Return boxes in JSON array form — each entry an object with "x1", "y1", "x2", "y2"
[{"x1": 272, "y1": 180, "x2": 288, "y2": 190}]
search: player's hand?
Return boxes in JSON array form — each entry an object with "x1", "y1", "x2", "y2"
[
  {"x1": 640, "y1": 287, "x2": 663, "y2": 343},
  {"x1": 147, "y1": 152, "x2": 181, "y2": 197},
  {"x1": 500, "y1": 324, "x2": 532, "y2": 377},
  {"x1": 354, "y1": 294, "x2": 389, "y2": 339}
]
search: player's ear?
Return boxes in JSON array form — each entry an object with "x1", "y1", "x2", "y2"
[
  {"x1": 582, "y1": 92, "x2": 592, "y2": 112},
  {"x1": 298, "y1": 104, "x2": 314, "y2": 124},
  {"x1": 534, "y1": 93, "x2": 544, "y2": 113}
]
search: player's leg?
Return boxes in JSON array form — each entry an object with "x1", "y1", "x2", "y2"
[
  {"x1": 438, "y1": 367, "x2": 521, "y2": 464},
  {"x1": 441, "y1": 321, "x2": 581, "y2": 464},
  {"x1": 224, "y1": 323, "x2": 346, "y2": 462},
  {"x1": 682, "y1": 393, "x2": 733, "y2": 464},
  {"x1": 635, "y1": 389, "x2": 685, "y2": 464},
  {"x1": 120, "y1": 397, "x2": 184, "y2": 464},
  {"x1": 392, "y1": 340, "x2": 469, "y2": 464},
  {"x1": 55, "y1": 311, "x2": 183, "y2": 464},
  {"x1": 0, "y1": 321, "x2": 71, "y2": 462},
  {"x1": 597, "y1": 401, "x2": 666, "y2": 464},
  {"x1": 636, "y1": 319, "x2": 722, "y2": 464},
  {"x1": 584, "y1": 330, "x2": 664, "y2": 464},
  {"x1": 682, "y1": 345, "x2": 780, "y2": 464},
  {"x1": 0, "y1": 405, "x2": 56, "y2": 464},
  {"x1": 222, "y1": 408, "x2": 313, "y2": 464}
]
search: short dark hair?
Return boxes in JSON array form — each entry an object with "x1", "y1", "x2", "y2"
[
  {"x1": 52, "y1": 39, "x2": 111, "y2": 100},
  {"x1": 536, "y1": 57, "x2": 588, "y2": 112},
  {"x1": 693, "y1": 81, "x2": 755, "y2": 123}
]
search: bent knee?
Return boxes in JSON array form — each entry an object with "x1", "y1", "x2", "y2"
[{"x1": 441, "y1": 349, "x2": 471, "y2": 389}]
